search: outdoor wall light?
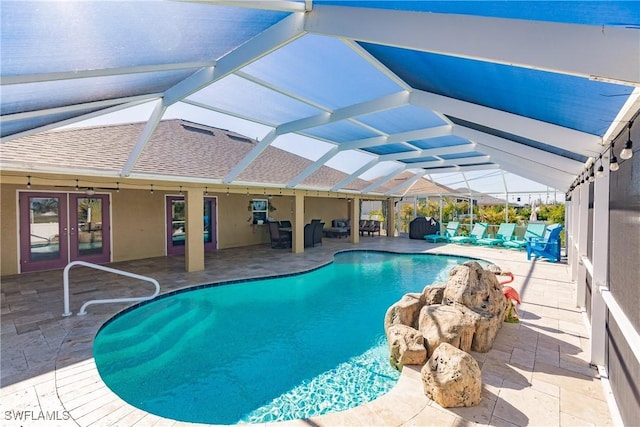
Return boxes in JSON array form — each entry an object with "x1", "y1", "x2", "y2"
[
  {"x1": 150, "y1": 184, "x2": 154, "y2": 194},
  {"x1": 609, "y1": 145, "x2": 619, "y2": 171},
  {"x1": 27, "y1": 175, "x2": 31, "y2": 188},
  {"x1": 620, "y1": 122, "x2": 633, "y2": 160},
  {"x1": 75, "y1": 179, "x2": 79, "y2": 191}
]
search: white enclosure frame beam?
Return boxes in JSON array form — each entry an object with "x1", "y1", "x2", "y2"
[
  {"x1": 412, "y1": 90, "x2": 602, "y2": 157},
  {"x1": 330, "y1": 158, "x2": 379, "y2": 192},
  {"x1": 164, "y1": 12, "x2": 306, "y2": 106},
  {"x1": 384, "y1": 171, "x2": 426, "y2": 195},
  {"x1": 576, "y1": 183, "x2": 590, "y2": 308},
  {"x1": 361, "y1": 165, "x2": 407, "y2": 193},
  {"x1": 305, "y1": 5, "x2": 640, "y2": 85},
  {"x1": 590, "y1": 165, "x2": 610, "y2": 366},
  {"x1": 223, "y1": 128, "x2": 278, "y2": 184},
  {"x1": 0, "y1": 96, "x2": 159, "y2": 143},
  {"x1": 121, "y1": 99, "x2": 167, "y2": 177}
]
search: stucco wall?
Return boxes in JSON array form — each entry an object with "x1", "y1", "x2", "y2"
[
  {"x1": 111, "y1": 189, "x2": 166, "y2": 262},
  {"x1": 0, "y1": 184, "x2": 362, "y2": 276},
  {"x1": 303, "y1": 197, "x2": 352, "y2": 226},
  {"x1": 1, "y1": 184, "x2": 19, "y2": 276}
]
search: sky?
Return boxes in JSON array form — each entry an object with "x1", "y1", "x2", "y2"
[{"x1": 64, "y1": 99, "x2": 564, "y2": 204}]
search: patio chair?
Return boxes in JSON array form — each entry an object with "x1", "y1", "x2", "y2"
[
  {"x1": 503, "y1": 223, "x2": 547, "y2": 250},
  {"x1": 360, "y1": 220, "x2": 381, "y2": 236},
  {"x1": 304, "y1": 223, "x2": 315, "y2": 248},
  {"x1": 527, "y1": 223, "x2": 563, "y2": 262},
  {"x1": 313, "y1": 221, "x2": 324, "y2": 246},
  {"x1": 268, "y1": 221, "x2": 291, "y2": 249},
  {"x1": 279, "y1": 220, "x2": 292, "y2": 228},
  {"x1": 448, "y1": 222, "x2": 488, "y2": 244},
  {"x1": 424, "y1": 221, "x2": 460, "y2": 243},
  {"x1": 475, "y1": 223, "x2": 516, "y2": 246}
]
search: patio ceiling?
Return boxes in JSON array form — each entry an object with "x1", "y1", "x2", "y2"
[{"x1": 2, "y1": 0, "x2": 639, "y2": 196}]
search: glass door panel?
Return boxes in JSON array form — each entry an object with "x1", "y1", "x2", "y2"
[
  {"x1": 70, "y1": 194, "x2": 111, "y2": 263},
  {"x1": 19, "y1": 192, "x2": 68, "y2": 272},
  {"x1": 167, "y1": 196, "x2": 186, "y2": 255},
  {"x1": 167, "y1": 196, "x2": 217, "y2": 255},
  {"x1": 204, "y1": 197, "x2": 217, "y2": 251}
]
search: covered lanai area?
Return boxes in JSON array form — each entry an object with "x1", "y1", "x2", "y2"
[{"x1": 1, "y1": 1, "x2": 639, "y2": 425}]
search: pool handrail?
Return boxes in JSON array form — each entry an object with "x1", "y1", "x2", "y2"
[{"x1": 63, "y1": 260, "x2": 160, "y2": 316}]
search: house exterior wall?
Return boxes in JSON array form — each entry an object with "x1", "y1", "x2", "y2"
[
  {"x1": 303, "y1": 197, "x2": 351, "y2": 225},
  {"x1": 1, "y1": 184, "x2": 20, "y2": 276},
  {"x1": 111, "y1": 189, "x2": 166, "y2": 262},
  {"x1": 0, "y1": 182, "x2": 361, "y2": 276}
]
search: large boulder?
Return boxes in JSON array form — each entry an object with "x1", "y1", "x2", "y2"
[
  {"x1": 384, "y1": 261, "x2": 508, "y2": 374},
  {"x1": 443, "y1": 261, "x2": 506, "y2": 318},
  {"x1": 387, "y1": 324, "x2": 427, "y2": 370},
  {"x1": 418, "y1": 304, "x2": 479, "y2": 357},
  {"x1": 422, "y1": 283, "x2": 446, "y2": 305},
  {"x1": 442, "y1": 261, "x2": 507, "y2": 351},
  {"x1": 384, "y1": 292, "x2": 424, "y2": 333},
  {"x1": 421, "y1": 343, "x2": 482, "y2": 408}
]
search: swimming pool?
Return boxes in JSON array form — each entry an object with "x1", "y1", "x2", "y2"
[{"x1": 94, "y1": 251, "x2": 481, "y2": 424}]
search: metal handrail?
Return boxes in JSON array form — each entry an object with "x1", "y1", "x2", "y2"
[{"x1": 63, "y1": 260, "x2": 160, "y2": 316}]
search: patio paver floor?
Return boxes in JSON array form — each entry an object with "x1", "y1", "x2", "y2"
[{"x1": 1, "y1": 236, "x2": 613, "y2": 426}]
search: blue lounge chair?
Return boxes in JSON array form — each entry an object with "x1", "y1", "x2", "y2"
[
  {"x1": 527, "y1": 224, "x2": 563, "y2": 262},
  {"x1": 424, "y1": 221, "x2": 460, "y2": 243},
  {"x1": 448, "y1": 222, "x2": 488, "y2": 244},
  {"x1": 475, "y1": 223, "x2": 516, "y2": 246},
  {"x1": 503, "y1": 223, "x2": 546, "y2": 250}
]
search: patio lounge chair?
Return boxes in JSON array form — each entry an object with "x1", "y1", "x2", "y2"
[
  {"x1": 424, "y1": 221, "x2": 459, "y2": 243},
  {"x1": 475, "y1": 223, "x2": 516, "y2": 246},
  {"x1": 527, "y1": 223, "x2": 563, "y2": 262},
  {"x1": 448, "y1": 222, "x2": 488, "y2": 244},
  {"x1": 503, "y1": 223, "x2": 547, "y2": 250}
]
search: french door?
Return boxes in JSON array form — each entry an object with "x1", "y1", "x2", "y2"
[
  {"x1": 19, "y1": 192, "x2": 111, "y2": 272},
  {"x1": 166, "y1": 196, "x2": 217, "y2": 255}
]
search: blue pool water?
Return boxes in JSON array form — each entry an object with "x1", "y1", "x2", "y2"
[{"x1": 94, "y1": 251, "x2": 481, "y2": 424}]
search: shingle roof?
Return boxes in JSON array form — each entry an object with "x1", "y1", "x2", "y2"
[{"x1": 0, "y1": 119, "x2": 376, "y2": 192}]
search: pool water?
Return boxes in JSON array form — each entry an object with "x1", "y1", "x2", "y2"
[{"x1": 94, "y1": 251, "x2": 478, "y2": 424}]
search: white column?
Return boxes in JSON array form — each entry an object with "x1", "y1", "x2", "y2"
[
  {"x1": 386, "y1": 198, "x2": 395, "y2": 238},
  {"x1": 569, "y1": 190, "x2": 579, "y2": 282},
  {"x1": 590, "y1": 167, "x2": 610, "y2": 365},
  {"x1": 575, "y1": 183, "x2": 589, "y2": 309},
  {"x1": 185, "y1": 188, "x2": 204, "y2": 272},
  {"x1": 351, "y1": 196, "x2": 360, "y2": 243},
  {"x1": 293, "y1": 193, "x2": 304, "y2": 253}
]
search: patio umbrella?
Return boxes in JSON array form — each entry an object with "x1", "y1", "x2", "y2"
[{"x1": 530, "y1": 201, "x2": 538, "y2": 222}]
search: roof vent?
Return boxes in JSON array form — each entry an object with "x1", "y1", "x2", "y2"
[
  {"x1": 182, "y1": 123, "x2": 214, "y2": 136},
  {"x1": 227, "y1": 134, "x2": 255, "y2": 144}
]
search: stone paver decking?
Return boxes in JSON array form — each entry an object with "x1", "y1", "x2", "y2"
[{"x1": 1, "y1": 236, "x2": 613, "y2": 426}]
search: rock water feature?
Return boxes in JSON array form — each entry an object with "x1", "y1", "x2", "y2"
[{"x1": 384, "y1": 261, "x2": 508, "y2": 408}]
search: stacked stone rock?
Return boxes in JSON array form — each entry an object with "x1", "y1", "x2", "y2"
[{"x1": 384, "y1": 261, "x2": 508, "y2": 408}]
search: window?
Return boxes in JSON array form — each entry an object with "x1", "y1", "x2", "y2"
[{"x1": 250, "y1": 199, "x2": 268, "y2": 224}]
